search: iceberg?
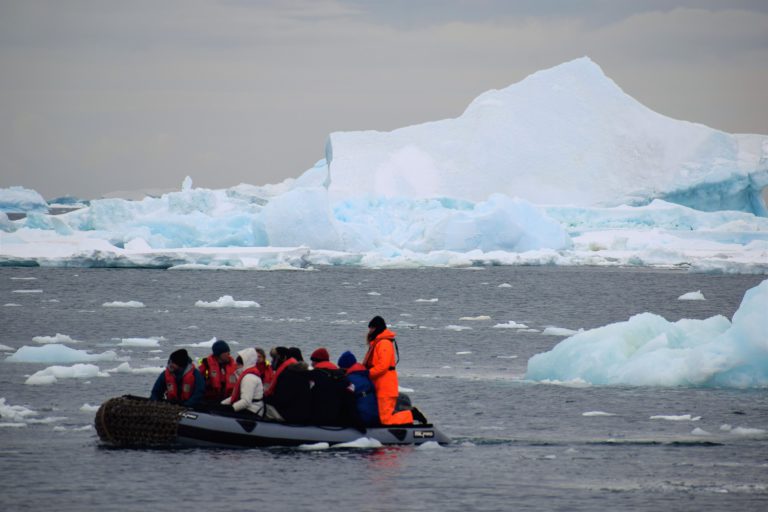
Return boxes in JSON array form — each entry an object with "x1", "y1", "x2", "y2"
[
  {"x1": 0, "y1": 58, "x2": 766, "y2": 273},
  {"x1": 5, "y1": 344, "x2": 118, "y2": 364},
  {"x1": 0, "y1": 186, "x2": 48, "y2": 213},
  {"x1": 525, "y1": 279, "x2": 768, "y2": 388}
]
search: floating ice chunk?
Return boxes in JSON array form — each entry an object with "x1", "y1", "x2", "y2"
[
  {"x1": 118, "y1": 337, "x2": 163, "y2": 348},
  {"x1": 730, "y1": 426, "x2": 766, "y2": 436},
  {"x1": 334, "y1": 437, "x2": 383, "y2": 449},
  {"x1": 415, "y1": 298, "x2": 438, "y2": 303},
  {"x1": 398, "y1": 386, "x2": 415, "y2": 393},
  {"x1": 0, "y1": 344, "x2": 13, "y2": 351},
  {"x1": 80, "y1": 404, "x2": 100, "y2": 412},
  {"x1": 498, "y1": 283, "x2": 512, "y2": 288},
  {"x1": 582, "y1": 411, "x2": 616, "y2": 417},
  {"x1": 367, "y1": 291, "x2": 381, "y2": 296},
  {"x1": 12, "y1": 289, "x2": 42, "y2": 293},
  {"x1": 10, "y1": 277, "x2": 37, "y2": 280},
  {"x1": 0, "y1": 397, "x2": 37, "y2": 421},
  {"x1": 650, "y1": 414, "x2": 701, "y2": 421},
  {"x1": 446, "y1": 325, "x2": 472, "y2": 331},
  {"x1": 54, "y1": 425, "x2": 93, "y2": 432},
  {"x1": 460, "y1": 315, "x2": 491, "y2": 321},
  {"x1": 541, "y1": 327, "x2": 582, "y2": 336},
  {"x1": 6, "y1": 345, "x2": 117, "y2": 364},
  {"x1": 195, "y1": 295, "x2": 260, "y2": 308},
  {"x1": 102, "y1": 301, "x2": 145, "y2": 308},
  {"x1": 0, "y1": 422, "x2": 27, "y2": 428},
  {"x1": 527, "y1": 279, "x2": 768, "y2": 388},
  {"x1": 416, "y1": 441, "x2": 443, "y2": 450},
  {"x1": 0, "y1": 186, "x2": 47, "y2": 212},
  {"x1": 679, "y1": 291, "x2": 706, "y2": 301},
  {"x1": 25, "y1": 364, "x2": 109, "y2": 385},
  {"x1": 456, "y1": 351, "x2": 473, "y2": 355},
  {"x1": 494, "y1": 321, "x2": 529, "y2": 329},
  {"x1": 106, "y1": 362, "x2": 164, "y2": 374},
  {"x1": 691, "y1": 427, "x2": 711, "y2": 436},
  {"x1": 4, "y1": 304, "x2": 22, "y2": 307},
  {"x1": 182, "y1": 337, "x2": 218, "y2": 348},
  {"x1": 33, "y1": 333, "x2": 82, "y2": 344},
  {"x1": 496, "y1": 355, "x2": 518, "y2": 359},
  {"x1": 298, "y1": 442, "x2": 330, "y2": 451},
  {"x1": 720, "y1": 424, "x2": 732, "y2": 432}
]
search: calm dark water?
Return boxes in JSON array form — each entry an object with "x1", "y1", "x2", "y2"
[{"x1": 1, "y1": 266, "x2": 766, "y2": 512}]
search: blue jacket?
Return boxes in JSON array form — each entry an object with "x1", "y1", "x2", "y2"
[
  {"x1": 150, "y1": 366, "x2": 205, "y2": 407},
  {"x1": 345, "y1": 364, "x2": 379, "y2": 426}
]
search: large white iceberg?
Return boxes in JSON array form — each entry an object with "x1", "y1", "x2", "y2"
[
  {"x1": 0, "y1": 186, "x2": 48, "y2": 213},
  {"x1": 525, "y1": 279, "x2": 768, "y2": 388},
  {"x1": 326, "y1": 57, "x2": 767, "y2": 214},
  {"x1": 0, "y1": 58, "x2": 766, "y2": 273}
]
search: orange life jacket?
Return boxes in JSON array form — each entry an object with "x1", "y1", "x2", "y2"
[
  {"x1": 363, "y1": 329, "x2": 400, "y2": 398},
  {"x1": 229, "y1": 366, "x2": 262, "y2": 403},
  {"x1": 164, "y1": 363, "x2": 197, "y2": 402},
  {"x1": 202, "y1": 354, "x2": 238, "y2": 399}
]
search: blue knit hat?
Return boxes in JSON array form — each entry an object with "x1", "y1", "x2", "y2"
[
  {"x1": 212, "y1": 339, "x2": 231, "y2": 357},
  {"x1": 337, "y1": 350, "x2": 357, "y2": 369}
]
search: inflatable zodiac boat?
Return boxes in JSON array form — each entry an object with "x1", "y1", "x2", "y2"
[{"x1": 95, "y1": 395, "x2": 450, "y2": 448}]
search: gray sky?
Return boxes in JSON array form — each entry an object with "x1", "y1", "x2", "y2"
[{"x1": 1, "y1": 0, "x2": 767, "y2": 199}]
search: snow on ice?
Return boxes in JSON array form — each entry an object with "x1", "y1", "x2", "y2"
[
  {"x1": 0, "y1": 58, "x2": 765, "y2": 273},
  {"x1": 526, "y1": 279, "x2": 768, "y2": 388}
]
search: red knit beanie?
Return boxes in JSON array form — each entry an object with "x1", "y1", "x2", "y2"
[{"x1": 310, "y1": 347, "x2": 330, "y2": 362}]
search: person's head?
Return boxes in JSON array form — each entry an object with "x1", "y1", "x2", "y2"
[
  {"x1": 235, "y1": 348, "x2": 258, "y2": 370},
  {"x1": 168, "y1": 349, "x2": 190, "y2": 372},
  {"x1": 255, "y1": 347, "x2": 267, "y2": 365},
  {"x1": 212, "y1": 339, "x2": 231, "y2": 363},
  {"x1": 337, "y1": 350, "x2": 357, "y2": 370},
  {"x1": 287, "y1": 347, "x2": 304, "y2": 362},
  {"x1": 270, "y1": 346, "x2": 289, "y2": 368},
  {"x1": 367, "y1": 315, "x2": 387, "y2": 342},
  {"x1": 310, "y1": 347, "x2": 330, "y2": 364}
]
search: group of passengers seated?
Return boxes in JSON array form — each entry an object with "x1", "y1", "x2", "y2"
[{"x1": 150, "y1": 316, "x2": 428, "y2": 427}]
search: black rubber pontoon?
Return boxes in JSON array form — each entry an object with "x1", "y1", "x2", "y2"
[{"x1": 95, "y1": 396, "x2": 450, "y2": 448}]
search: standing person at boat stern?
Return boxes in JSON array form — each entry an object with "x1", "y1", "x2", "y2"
[{"x1": 363, "y1": 316, "x2": 428, "y2": 425}]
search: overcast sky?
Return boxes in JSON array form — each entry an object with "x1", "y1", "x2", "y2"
[{"x1": 1, "y1": 0, "x2": 767, "y2": 199}]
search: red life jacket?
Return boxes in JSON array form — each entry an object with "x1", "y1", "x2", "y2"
[
  {"x1": 229, "y1": 366, "x2": 262, "y2": 403},
  {"x1": 312, "y1": 360, "x2": 338, "y2": 371},
  {"x1": 202, "y1": 354, "x2": 238, "y2": 399},
  {"x1": 257, "y1": 361, "x2": 274, "y2": 386},
  {"x1": 164, "y1": 363, "x2": 197, "y2": 402},
  {"x1": 264, "y1": 357, "x2": 297, "y2": 397}
]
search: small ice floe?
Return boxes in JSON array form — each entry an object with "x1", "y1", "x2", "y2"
[
  {"x1": 416, "y1": 441, "x2": 443, "y2": 450},
  {"x1": 54, "y1": 425, "x2": 93, "y2": 432},
  {"x1": 415, "y1": 298, "x2": 438, "y2": 303},
  {"x1": 334, "y1": 437, "x2": 383, "y2": 449},
  {"x1": 456, "y1": 351, "x2": 473, "y2": 355},
  {"x1": 195, "y1": 295, "x2": 260, "y2": 308},
  {"x1": 398, "y1": 386, "x2": 414, "y2": 393},
  {"x1": 496, "y1": 355, "x2": 518, "y2": 359},
  {"x1": 182, "y1": 337, "x2": 218, "y2": 348},
  {"x1": 459, "y1": 315, "x2": 491, "y2": 321},
  {"x1": 678, "y1": 290, "x2": 706, "y2": 301},
  {"x1": 102, "y1": 301, "x2": 145, "y2": 308},
  {"x1": 541, "y1": 327, "x2": 582, "y2": 336},
  {"x1": 4, "y1": 303, "x2": 22, "y2": 307},
  {"x1": 25, "y1": 364, "x2": 109, "y2": 385},
  {"x1": 0, "y1": 398, "x2": 38, "y2": 422},
  {"x1": 106, "y1": 362, "x2": 164, "y2": 374},
  {"x1": 445, "y1": 325, "x2": 472, "y2": 331},
  {"x1": 650, "y1": 414, "x2": 701, "y2": 421},
  {"x1": 367, "y1": 292, "x2": 381, "y2": 296},
  {"x1": 118, "y1": 337, "x2": 164, "y2": 348},
  {"x1": 493, "y1": 321, "x2": 529, "y2": 329},
  {"x1": 80, "y1": 404, "x2": 100, "y2": 412},
  {"x1": 720, "y1": 424, "x2": 732, "y2": 431},
  {"x1": 6, "y1": 345, "x2": 117, "y2": 364},
  {"x1": 729, "y1": 426, "x2": 766, "y2": 436},
  {"x1": 10, "y1": 277, "x2": 37, "y2": 280},
  {"x1": 298, "y1": 442, "x2": 330, "y2": 451},
  {"x1": 691, "y1": 427, "x2": 711, "y2": 436},
  {"x1": 0, "y1": 422, "x2": 27, "y2": 428},
  {"x1": 498, "y1": 283, "x2": 512, "y2": 288},
  {"x1": 32, "y1": 333, "x2": 81, "y2": 344},
  {"x1": 12, "y1": 289, "x2": 43, "y2": 293},
  {"x1": 582, "y1": 411, "x2": 616, "y2": 417},
  {"x1": 0, "y1": 344, "x2": 14, "y2": 352}
]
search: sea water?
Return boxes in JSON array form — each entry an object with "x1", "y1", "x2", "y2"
[{"x1": 1, "y1": 266, "x2": 766, "y2": 511}]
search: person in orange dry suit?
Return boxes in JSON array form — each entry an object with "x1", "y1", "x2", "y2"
[{"x1": 362, "y1": 316, "x2": 428, "y2": 425}]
